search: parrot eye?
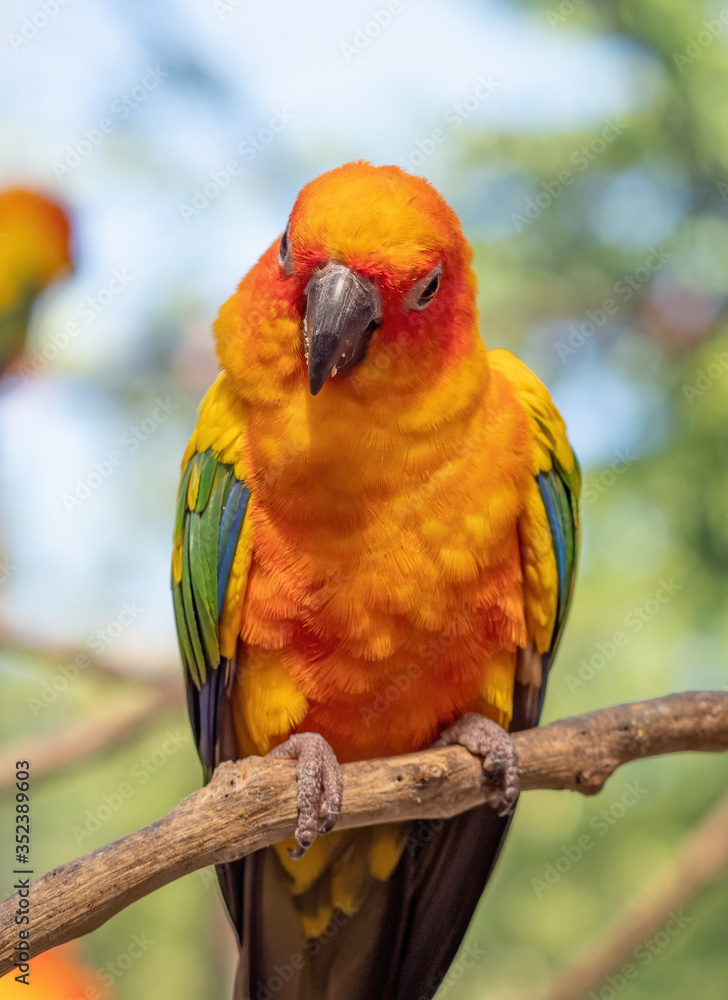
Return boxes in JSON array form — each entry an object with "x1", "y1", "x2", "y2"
[
  {"x1": 279, "y1": 220, "x2": 293, "y2": 274},
  {"x1": 406, "y1": 265, "x2": 443, "y2": 311}
]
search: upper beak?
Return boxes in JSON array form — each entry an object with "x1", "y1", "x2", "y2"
[{"x1": 304, "y1": 262, "x2": 382, "y2": 396}]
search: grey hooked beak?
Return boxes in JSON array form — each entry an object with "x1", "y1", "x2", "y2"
[{"x1": 304, "y1": 262, "x2": 382, "y2": 396}]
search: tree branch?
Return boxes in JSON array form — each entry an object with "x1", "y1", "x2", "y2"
[{"x1": 1, "y1": 691, "x2": 726, "y2": 976}]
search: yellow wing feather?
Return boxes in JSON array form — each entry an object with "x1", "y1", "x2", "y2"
[{"x1": 489, "y1": 348, "x2": 579, "y2": 690}]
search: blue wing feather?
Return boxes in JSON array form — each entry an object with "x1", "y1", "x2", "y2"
[
  {"x1": 217, "y1": 479, "x2": 250, "y2": 616},
  {"x1": 537, "y1": 464, "x2": 579, "y2": 655}
]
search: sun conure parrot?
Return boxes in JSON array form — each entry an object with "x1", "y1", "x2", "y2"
[
  {"x1": 0, "y1": 187, "x2": 74, "y2": 377},
  {"x1": 172, "y1": 161, "x2": 579, "y2": 1000}
]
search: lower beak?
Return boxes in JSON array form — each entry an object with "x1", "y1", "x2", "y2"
[{"x1": 304, "y1": 262, "x2": 381, "y2": 396}]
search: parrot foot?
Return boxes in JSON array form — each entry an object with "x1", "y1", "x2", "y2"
[
  {"x1": 435, "y1": 713, "x2": 519, "y2": 817},
  {"x1": 268, "y1": 733, "x2": 343, "y2": 859}
]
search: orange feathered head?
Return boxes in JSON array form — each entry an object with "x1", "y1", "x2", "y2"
[{"x1": 216, "y1": 162, "x2": 480, "y2": 405}]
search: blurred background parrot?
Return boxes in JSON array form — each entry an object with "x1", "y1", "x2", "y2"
[
  {"x1": 0, "y1": 187, "x2": 74, "y2": 378},
  {"x1": 0, "y1": 944, "x2": 111, "y2": 1000},
  {"x1": 172, "y1": 161, "x2": 579, "y2": 1000}
]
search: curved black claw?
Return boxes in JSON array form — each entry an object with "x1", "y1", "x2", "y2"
[
  {"x1": 268, "y1": 732, "x2": 343, "y2": 858},
  {"x1": 435, "y1": 713, "x2": 519, "y2": 817}
]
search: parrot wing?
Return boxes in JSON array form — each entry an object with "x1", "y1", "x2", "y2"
[
  {"x1": 172, "y1": 443, "x2": 250, "y2": 777},
  {"x1": 507, "y1": 348, "x2": 581, "y2": 731},
  {"x1": 512, "y1": 459, "x2": 580, "y2": 722},
  {"x1": 171, "y1": 380, "x2": 254, "y2": 938}
]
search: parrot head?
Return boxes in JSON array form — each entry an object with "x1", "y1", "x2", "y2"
[
  {"x1": 216, "y1": 162, "x2": 480, "y2": 407},
  {"x1": 0, "y1": 187, "x2": 74, "y2": 375},
  {"x1": 286, "y1": 162, "x2": 477, "y2": 395},
  {"x1": 0, "y1": 187, "x2": 74, "y2": 307}
]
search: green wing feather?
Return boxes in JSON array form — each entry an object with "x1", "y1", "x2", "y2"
[{"x1": 171, "y1": 447, "x2": 250, "y2": 773}]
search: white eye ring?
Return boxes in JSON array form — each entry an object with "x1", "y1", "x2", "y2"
[
  {"x1": 279, "y1": 219, "x2": 293, "y2": 274},
  {"x1": 405, "y1": 264, "x2": 443, "y2": 310}
]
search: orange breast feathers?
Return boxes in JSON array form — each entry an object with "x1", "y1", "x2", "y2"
[{"x1": 198, "y1": 353, "x2": 542, "y2": 765}]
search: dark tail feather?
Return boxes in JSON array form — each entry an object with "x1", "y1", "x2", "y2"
[
  {"x1": 224, "y1": 679, "x2": 544, "y2": 999},
  {"x1": 220, "y1": 807, "x2": 508, "y2": 1000},
  {"x1": 379, "y1": 806, "x2": 510, "y2": 1000}
]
